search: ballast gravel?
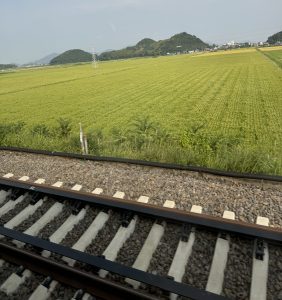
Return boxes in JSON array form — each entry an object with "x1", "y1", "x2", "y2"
[
  {"x1": 0, "y1": 150, "x2": 281, "y2": 228},
  {"x1": 14, "y1": 198, "x2": 56, "y2": 232},
  {"x1": 181, "y1": 229, "x2": 217, "y2": 291},
  {"x1": 267, "y1": 245, "x2": 282, "y2": 300},
  {"x1": 222, "y1": 236, "x2": 253, "y2": 299},
  {"x1": 0, "y1": 196, "x2": 30, "y2": 225}
]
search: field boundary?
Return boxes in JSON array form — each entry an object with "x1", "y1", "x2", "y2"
[
  {"x1": 256, "y1": 48, "x2": 282, "y2": 69},
  {"x1": 1, "y1": 146, "x2": 282, "y2": 182}
]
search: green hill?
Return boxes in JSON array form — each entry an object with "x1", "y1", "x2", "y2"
[
  {"x1": 50, "y1": 49, "x2": 92, "y2": 65},
  {"x1": 267, "y1": 31, "x2": 282, "y2": 44},
  {"x1": 99, "y1": 32, "x2": 209, "y2": 61}
]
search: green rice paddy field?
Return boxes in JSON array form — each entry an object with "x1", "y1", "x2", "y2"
[{"x1": 1, "y1": 47, "x2": 282, "y2": 174}]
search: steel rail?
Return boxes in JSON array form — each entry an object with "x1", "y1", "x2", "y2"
[
  {"x1": 1, "y1": 178, "x2": 281, "y2": 243},
  {"x1": 0, "y1": 242, "x2": 156, "y2": 300},
  {"x1": 1, "y1": 146, "x2": 282, "y2": 182},
  {"x1": 0, "y1": 227, "x2": 226, "y2": 300}
]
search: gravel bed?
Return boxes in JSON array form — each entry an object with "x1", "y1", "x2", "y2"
[
  {"x1": 181, "y1": 229, "x2": 217, "y2": 291},
  {"x1": 114, "y1": 216, "x2": 154, "y2": 267},
  {"x1": 0, "y1": 195, "x2": 30, "y2": 225},
  {"x1": 0, "y1": 151, "x2": 281, "y2": 228},
  {"x1": 37, "y1": 202, "x2": 73, "y2": 240},
  {"x1": 106, "y1": 216, "x2": 154, "y2": 287},
  {"x1": 60, "y1": 207, "x2": 100, "y2": 248},
  {"x1": 14, "y1": 197, "x2": 56, "y2": 232},
  {"x1": 49, "y1": 283, "x2": 77, "y2": 300},
  {"x1": 267, "y1": 245, "x2": 282, "y2": 300},
  {"x1": 14, "y1": 273, "x2": 46, "y2": 299},
  {"x1": 84, "y1": 210, "x2": 121, "y2": 257},
  {"x1": 147, "y1": 222, "x2": 181, "y2": 276},
  {"x1": 222, "y1": 236, "x2": 253, "y2": 299}
]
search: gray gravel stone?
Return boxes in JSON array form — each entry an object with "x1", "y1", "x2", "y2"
[
  {"x1": 181, "y1": 229, "x2": 217, "y2": 291},
  {"x1": 0, "y1": 151, "x2": 281, "y2": 228},
  {"x1": 267, "y1": 245, "x2": 282, "y2": 300},
  {"x1": 222, "y1": 236, "x2": 253, "y2": 300}
]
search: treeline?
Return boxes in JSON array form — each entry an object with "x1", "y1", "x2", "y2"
[
  {"x1": 267, "y1": 31, "x2": 282, "y2": 44},
  {"x1": 50, "y1": 49, "x2": 92, "y2": 65},
  {"x1": 0, "y1": 64, "x2": 17, "y2": 70},
  {"x1": 0, "y1": 117, "x2": 280, "y2": 175},
  {"x1": 99, "y1": 32, "x2": 209, "y2": 61}
]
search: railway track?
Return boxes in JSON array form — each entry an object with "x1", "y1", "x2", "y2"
[{"x1": 0, "y1": 173, "x2": 281, "y2": 300}]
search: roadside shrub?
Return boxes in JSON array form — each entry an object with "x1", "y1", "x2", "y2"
[
  {"x1": 57, "y1": 118, "x2": 72, "y2": 137},
  {"x1": 31, "y1": 124, "x2": 51, "y2": 137}
]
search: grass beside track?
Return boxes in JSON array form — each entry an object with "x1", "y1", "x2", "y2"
[{"x1": 0, "y1": 48, "x2": 282, "y2": 175}]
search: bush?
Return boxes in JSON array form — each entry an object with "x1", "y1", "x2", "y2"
[
  {"x1": 57, "y1": 118, "x2": 72, "y2": 137},
  {"x1": 31, "y1": 124, "x2": 51, "y2": 137}
]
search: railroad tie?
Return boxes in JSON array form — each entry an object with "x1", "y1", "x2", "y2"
[
  {"x1": 0, "y1": 193, "x2": 27, "y2": 218},
  {"x1": 28, "y1": 184, "x2": 84, "y2": 299},
  {"x1": 205, "y1": 210, "x2": 235, "y2": 294},
  {"x1": 168, "y1": 204, "x2": 202, "y2": 300},
  {"x1": 125, "y1": 199, "x2": 177, "y2": 289},
  {"x1": 0, "y1": 189, "x2": 11, "y2": 206},
  {"x1": 0, "y1": 182, "x2": 66, "y2": 295},
  {"x1": 250, "y1": 216, "x2": 270, "y2": 300},
  {"x1": 62, "y1": 189, "x2": 114, "y2": 267},
  {"x1": 42, "y1": 186, "x2": 88, "y2": 258},
  {"x1": 99, "y1": 191, "x2": 138, "y2": 278},
  {"x1": 4, "y1": 199, "x2": 44, "y2": 230}
]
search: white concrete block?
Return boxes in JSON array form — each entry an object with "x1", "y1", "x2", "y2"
[
  {"x1": 34, "y1": 178, "x2": 45, "y2": 184},
  {"x1": 250, "y1": 241, "x2": 269, "y2": 300},
  {"x1": 28, "y1": 280, "x2": 57, "y2": 300},
  {"x1": 3, "y1": 173, "x2": 13, "y2": 178},
  {"x1": 163, "y1": 200, "x2": 175, "y2": 208},
  {"x1": 92, "y1": 188, "x2": 103, "y2": 194},
  {"x1": 223, "y1": 210, "x2": 235, "y2": 220},
  {"x1": 71, "y1": 184, "x2": 82, "y2": 191},
  {"x1": 137, "y1": 196, "x2": 149, "y2": 203},
  {"x1": 4, "y1": 199, "x2": 44, "y2": 229},
  {"x1": 250, "y1": 217, "x2": 270, "y2": 300},
  {"x1": 0, "y1": 190, "x2": 9, "y2": 205},
  {"x1": 63, "y1": 211, "x2": 109, "y2": 266},
  {"x1": 82, "y1": 293, "x2": 92, "y2": 300},
  {"x1": 13, "y1": 202, "x2": 63, "y2": 248},
  {"x1": 99, "y1": 217, "x2": 137, "y2": 278},
  {"x1": 168, "y1": 233, "x2": 195, "y2": 282},
  {"x1": 256, "y1": 216, "x2": 269, "y2": 227},
  {"x1": 206, "y1": 238, "x2": 230, "y2": 294},
  {"x1": 125, "y1": 223, "x2": 164, "y2": 289},
  {"x1": 19, "y1": 176, "x2": 29, "y2": 181},
  {"x1": 42, "y1": 208, "x2": 87, "y2": 258},
  {"x1": 191, "y1": 205, "x2": 202, "y2": 214},
  {"x1": 113, "y1": 191, "x2": 125, "y2": 199},
  {"x1": 0, "y1": 270, "x2": 31, "y2": 295},
  {"x1": 0, "y1": 194, "x2": 26, "y2": 218},
  {"x1": 52, "y1": 181, "x2": 63, "y2": 187},
  {"x1": 206, "y1": 211, "x2": 235, "y2": 294}
]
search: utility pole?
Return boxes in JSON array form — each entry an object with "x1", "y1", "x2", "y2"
[{"x1": 92, "y1": 48, "x2": 98, "y2": 68}]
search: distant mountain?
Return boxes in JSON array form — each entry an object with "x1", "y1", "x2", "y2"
[
  {"x1": 267, "y1": 31, "x2": 282, "y2": 44},
  {"x1": 50, "y1": 49, "x2": 92, "y2": 65},
  {"x1": 22, "y1": 53, "x2": 58, "y2": 66},
  {"x1": 33, "y1": 53, "x2": 58, "y2": 65},
  {"x1": 99, "y1": 32, "x2": 209, "y2": 61}
]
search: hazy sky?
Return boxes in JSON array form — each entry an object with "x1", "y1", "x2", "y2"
[{"x1": 1, "y1": 0, "x2": 281, "y2": 64}]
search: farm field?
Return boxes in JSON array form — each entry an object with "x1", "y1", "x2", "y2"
[{"x1": 0, "y1": 48, "x2": 282, "y2": 175}]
